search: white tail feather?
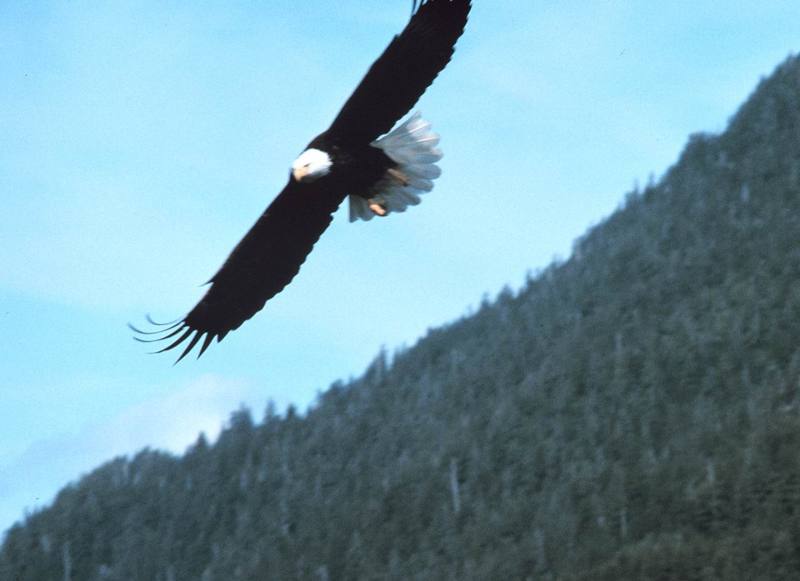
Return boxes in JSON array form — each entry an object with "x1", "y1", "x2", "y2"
[
  {"x1": 349, "y1": 112, "x2": 443, "y2": 222},
  {"x1": 349, "y1": 195, "x2": 373, "y2": 222}
]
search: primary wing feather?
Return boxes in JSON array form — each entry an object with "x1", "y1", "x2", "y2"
[
  {"x1": 327, "y1": 0, "x2": 471, "y2": 146},
  {"x1": 134, "y1": 180, "x2": 344, "y2": 362}
]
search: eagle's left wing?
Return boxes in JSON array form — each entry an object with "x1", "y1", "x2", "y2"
[{"x1": 131, "y1": 180, "x2": 344, "y2": 362}]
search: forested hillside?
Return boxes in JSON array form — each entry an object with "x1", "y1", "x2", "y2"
[{"x1": 5, "y1": 55, "x2": 800, "y2": 580}]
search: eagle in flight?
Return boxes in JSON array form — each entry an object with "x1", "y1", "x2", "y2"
[{"x1": 132, "y1": 0, "x2": 471, "y2": 361}]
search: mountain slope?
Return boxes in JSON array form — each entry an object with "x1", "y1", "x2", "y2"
[{"x1": 4, "y1": 56, "x2": 800, "y2": 580}]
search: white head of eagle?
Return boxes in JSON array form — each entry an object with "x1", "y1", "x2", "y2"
[{"x1": 292, "y1": 148, "x2": 332, "y2": 183}]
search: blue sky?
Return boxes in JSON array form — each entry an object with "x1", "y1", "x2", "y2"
[{"x1": 3, "y1": 0, "x2": 800, "y2": 535}]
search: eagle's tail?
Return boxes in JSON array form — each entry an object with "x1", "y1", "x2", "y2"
[{"x1": 350, "y1": 112, "x2": 443, "y2": 222}]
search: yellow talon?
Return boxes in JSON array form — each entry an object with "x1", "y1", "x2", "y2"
[{"x1": 368, "y1": 199, "x2": 388, "y2": 216}]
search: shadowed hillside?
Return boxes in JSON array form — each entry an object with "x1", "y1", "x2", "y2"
[{"x1": 4, "y1": 55, "x2": 800, "y2": 580}]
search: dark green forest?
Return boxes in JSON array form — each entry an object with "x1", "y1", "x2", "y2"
[{"x1": 5, "y1": 55, "x2": 800, "y2": 580}]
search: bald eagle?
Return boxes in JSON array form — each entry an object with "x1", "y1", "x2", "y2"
[{"x1": 132, "y1": 0, "x2": 471, "y2": 361}]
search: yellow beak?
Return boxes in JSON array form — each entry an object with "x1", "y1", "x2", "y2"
[{"x1": 293, "y1": 166, "x2": 309, "y2": 182}]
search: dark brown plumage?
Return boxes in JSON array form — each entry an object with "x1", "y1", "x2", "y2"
[
  {"x1": 327, "y1": 0, "x2": 471, "y2": 146},
  {"x1": 132, "y1": 0, "x2": 471, "y2": 362}
]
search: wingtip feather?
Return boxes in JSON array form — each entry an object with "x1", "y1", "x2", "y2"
[
  {"x1": 132, "y1": 326, "x2": 186, "y2": 344},
  {"x1": 155, "y1": 328, "x2": 194, "y2": 355},
  {"x1": 131, "y1": 313, "x2": 223, "y2": 362},
  {"x1": 198, "y1": 333, "x2": 216, "y2": 359},
  {"x1": 128, "y1": 320, "x2": 183, "y2": 335},
  {"x1": 173, "y1": 331, "x2": 204, "y2": 364},
  {"x1": 145, "y1": 314, "x2": 181, "y2": 327}
]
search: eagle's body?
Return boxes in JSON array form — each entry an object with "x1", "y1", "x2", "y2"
[
  {"x1": 133, "y1": 0, "x2": 472, "y2": 361},
  {"x1": 303, "y1": 134, "x2": 393, "y2": 201}
]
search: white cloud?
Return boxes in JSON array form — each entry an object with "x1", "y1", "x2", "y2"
[
  {"x1": 90, "y1": 373, "x2": 257, "y2": 454},
  {"x1": 0, "y1": 374, "x2": 263, "y2": 535}
]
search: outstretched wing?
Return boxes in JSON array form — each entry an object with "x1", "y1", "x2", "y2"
[
  {"x1": 132, "y1": 180, "x2": 345, "y2": 362},
  {"x1": 326, "y1": 0, "x2": 471, "y2": 147}
]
